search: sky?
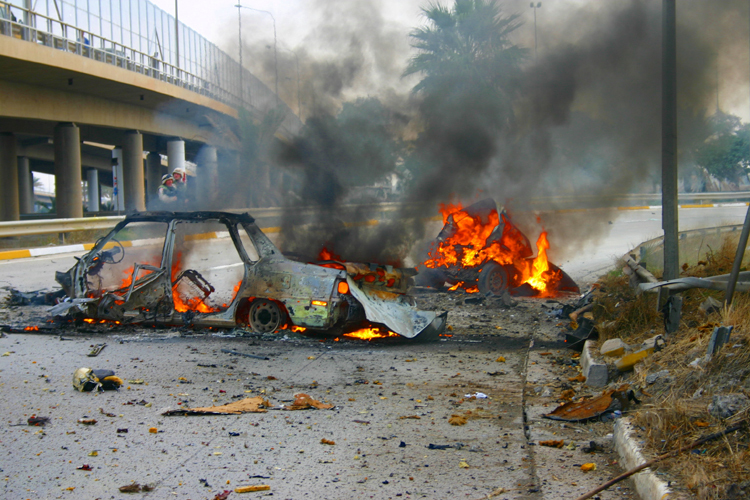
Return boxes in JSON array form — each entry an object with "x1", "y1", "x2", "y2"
[{"x1": 149, "y1": 0, "x2": 750, "y2": 122}]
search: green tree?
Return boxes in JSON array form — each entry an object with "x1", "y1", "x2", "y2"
[
  {"x1": 404, "y1": 0, "x2": 526, "y2": 125},
  {"x1": 402, "y1": 0, "x2": 527, "y2": 194},
  {"x1": 694, "y1": 112, "x2": 750, "y2": 184}
]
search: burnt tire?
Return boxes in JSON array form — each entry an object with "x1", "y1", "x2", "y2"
[
  {"x1": 477, "y1": 262, "x2": 511, "y2": 297},
  {"x1": 249, "y1": 299, "x2": 283, "y2": 333}
]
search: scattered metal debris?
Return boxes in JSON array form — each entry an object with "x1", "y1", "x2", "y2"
[
  {"x1": 4, "y1": 287, "x2": 65, "y2": 306},
  {"x1": 220, "y1": 348, "x2": 269, "y2": 360},
  {"x1": 87, "y1": 343, "x2": 106, "y2": 357},
  {"x1": 543, "y1": 385, "x2": 638, "y2": 422}
]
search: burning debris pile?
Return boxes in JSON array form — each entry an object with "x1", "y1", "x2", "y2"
[{"x1": 418, "y1": 199, "x2": 579, "y2": 298}]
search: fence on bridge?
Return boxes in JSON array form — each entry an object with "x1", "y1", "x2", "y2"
[{"x1": 0, "y1": 0, "x2": 301, "y2": 136}]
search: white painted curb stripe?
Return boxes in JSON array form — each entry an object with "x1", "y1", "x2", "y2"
[{"x1": 28, "y1": 244, "x2": 86, "y2": 257}]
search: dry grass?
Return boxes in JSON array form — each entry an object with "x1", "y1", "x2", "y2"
[{"x1": 593, "y1": 237, "x2": 750, "y2": 499}]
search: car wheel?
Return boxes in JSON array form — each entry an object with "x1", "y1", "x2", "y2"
[
  {"x1": 477, "y1": 262, "x2": 510, "y2": 296},
  {"x1": 249, "y1": 299, "x2": 283, "y2": 333}
]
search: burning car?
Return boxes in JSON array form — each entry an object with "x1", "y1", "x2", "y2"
[
  {"x1": 54, "y1": 211, "x2": 446, "y2": 339},
  {"x1": 417, "y1": 199, "x2": 579, "y2": 297}
]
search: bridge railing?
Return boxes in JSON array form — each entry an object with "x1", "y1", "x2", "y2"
[{"x1": 0, "y1": 2, "x2": 301, "y2": 137}]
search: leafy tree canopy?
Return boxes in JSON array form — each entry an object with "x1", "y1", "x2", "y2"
[
  {"x1": 404, "y1": 0, "x2": 527, "y2": 127},
  {"x1": 693, "y1": 111, "x2": 750, "y2": 184}
]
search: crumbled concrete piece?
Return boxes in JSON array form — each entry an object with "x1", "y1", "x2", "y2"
[
  {"x1": 708, "y1": 394, "x2": 750, "y2": 419},
  {"x1": 541, "y1": 387, "x2": 553, "y2": 398},
  {"x1": 689, "y1": 356, "x2": 706, "y2": 369},
  {"x1": 640, "y1": 334, "x2": 665, "y2": 351},
  {"x1": 699, "y1": 296, "x2": 722, "y2": 316},
  {"x1": 600, "y1": 339, "x2": 628, "y2": 357},
  {"x1": 581, "y1": 340, "x2": 608, "y2": 388},
  {"x1": 645, "y1": 370, "x2": 670, "y2": 385}
]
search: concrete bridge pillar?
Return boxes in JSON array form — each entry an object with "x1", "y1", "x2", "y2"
[
  {"x1": 112, "y1": 148, "x2": 124, "y2": 211},
  {"x1": 122, "y1": 131, "x2": 145, "y2": 213},
  {"x1": 146, "y1": 152, "x2": 162, "y2": 206},
  {"x1": 87, "y1": 169, "x2": 100, "y2": 212},
  {"x1": 167, "y1": 139, "x2": 185, "y2": 174},
  {"x1": 54, "y1": 123, "x2": 83, "y2": 219},
  {"x1": 18, "y1": 156, "x2": 33, "y2": 214},
  {"x1": 196, "y1": 145, "x2": 218, "y2": 207},
  {"x1": 0, "y1": 133, "x2": 20, "y2": 221}
]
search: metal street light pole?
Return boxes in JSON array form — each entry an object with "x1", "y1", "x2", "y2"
[
  {"x1": 530, "y1": 2, "x2": 541, "y2": 61},
  {"x1": 175, "y1": 0, "x2": 180, "y2": 72},
  {"x1": 235, "y1": 2, "x2": 243, "y2": 106},
  {"x1": 280, "y1": 46, "x2": 301, "y2": 118},
  {"x1": 236, "y1": 5, "x2": 278, "y2": 105}
]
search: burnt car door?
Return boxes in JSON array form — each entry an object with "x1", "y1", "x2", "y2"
[{"x1": 56, "y1": 219, "x2": 173, "y2": 321}]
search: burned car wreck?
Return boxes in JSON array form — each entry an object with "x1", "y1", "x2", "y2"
[
  {"x1": 417, "y1": 199, "x2": 579, "y2": 297},
  {"x1": 54, "y1": 212, "x2": 445, "y2": 339}
]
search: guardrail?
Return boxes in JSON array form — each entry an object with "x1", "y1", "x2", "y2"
[
  {"x1": 0, "y1": 202, "x2": 426, "y2": 240},
  {"x1": 0, "y1": 194, "x2": 748, "y2": 241},
  {"x1": 0, "y1": 215, "x2": 125, "y2": 238},
  {"x1": 525, "y1": 191, "x2": 750, "y2": 209}
]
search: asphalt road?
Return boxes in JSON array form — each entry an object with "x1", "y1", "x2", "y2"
[{"x1": 0, "y1": 295, "x2": 635, "y2": 500}]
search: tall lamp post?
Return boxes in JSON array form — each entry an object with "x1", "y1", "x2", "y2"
[
  {"x1": 530, "y1": 2, "x2": 541, "y2": 61},
  {"x1": 235, "y1": 4, "x2": 278, "y2": 105},
  {"x1": 236, "y1": 2, "x2": 243, "y2": 105},
  {"x1": 280, "y1": 47, "x2": 301, "y2": 118}
]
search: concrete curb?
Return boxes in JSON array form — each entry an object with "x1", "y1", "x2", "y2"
[{"x1": 614, "y1": 417, "x2": 673, "y2": 500}]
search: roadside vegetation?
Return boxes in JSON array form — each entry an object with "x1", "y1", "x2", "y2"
[{"x1": 590, "y1": 235, "x2": 750, "y2": 499}]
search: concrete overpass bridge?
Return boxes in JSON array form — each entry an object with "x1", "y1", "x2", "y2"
[{"x1": 0, "y1": 0, "x2": 302, "y2": 221}]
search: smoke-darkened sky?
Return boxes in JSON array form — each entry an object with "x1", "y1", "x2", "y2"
[
  {"x1": 153, "y1": 0, "x2": 750, "y2": 264},
  {"x1": 153, "y1": 0, "x2": 750, "y2": 121}
]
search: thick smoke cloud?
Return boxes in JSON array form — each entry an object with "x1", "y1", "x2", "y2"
[{"x1": 216, "y1": 0, "x2": 750, "y2": 266}]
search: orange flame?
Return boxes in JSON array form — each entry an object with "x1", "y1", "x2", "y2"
[
  {"x1": 318, "y1": 247, "x2": 343, "y2": 261},
  {"x1": 291, "y1": 326, "x2": 307, "y2": 333},
  {"x1": 424, "y1": 203, "x2": 561, "y2": 296},
  {"x1": 23, "y1": 326, "x2": 39, "y2": 331},
  {"x1": 343, "y1": 326, "x2": 401, "y2": 340},
  {"x1": 523, "y1": 231, "x2": 553, "y2": 293}
]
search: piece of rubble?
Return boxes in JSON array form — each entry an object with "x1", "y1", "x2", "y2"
[
  {"x1": 708, "y1": 394, "x2": 750, "y2": 419},
  {"x1": 645, "y1": 370, "x2": 671, "y2": 385},
  {"x1": 641, "y1": 334, "x2": 666, "y2": 351},
  {"x1": 615, "y1": 337, "x2": 664, "y2": 372},
  {"x1": 600, "y1": 338, "x2": 628, "y2": 358},
  {"x1": 565, "y1": 317, "x2": 598, "y2": 351},
  {"x1": 581, "y1": 340, "x2": 608, "y2": 388},
  {"x1": 706, "y1": 326, "x2": 733, "y2": 360},
  {"x1": 699, "y1": 296, "x2": 722, "y2": 316}
]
